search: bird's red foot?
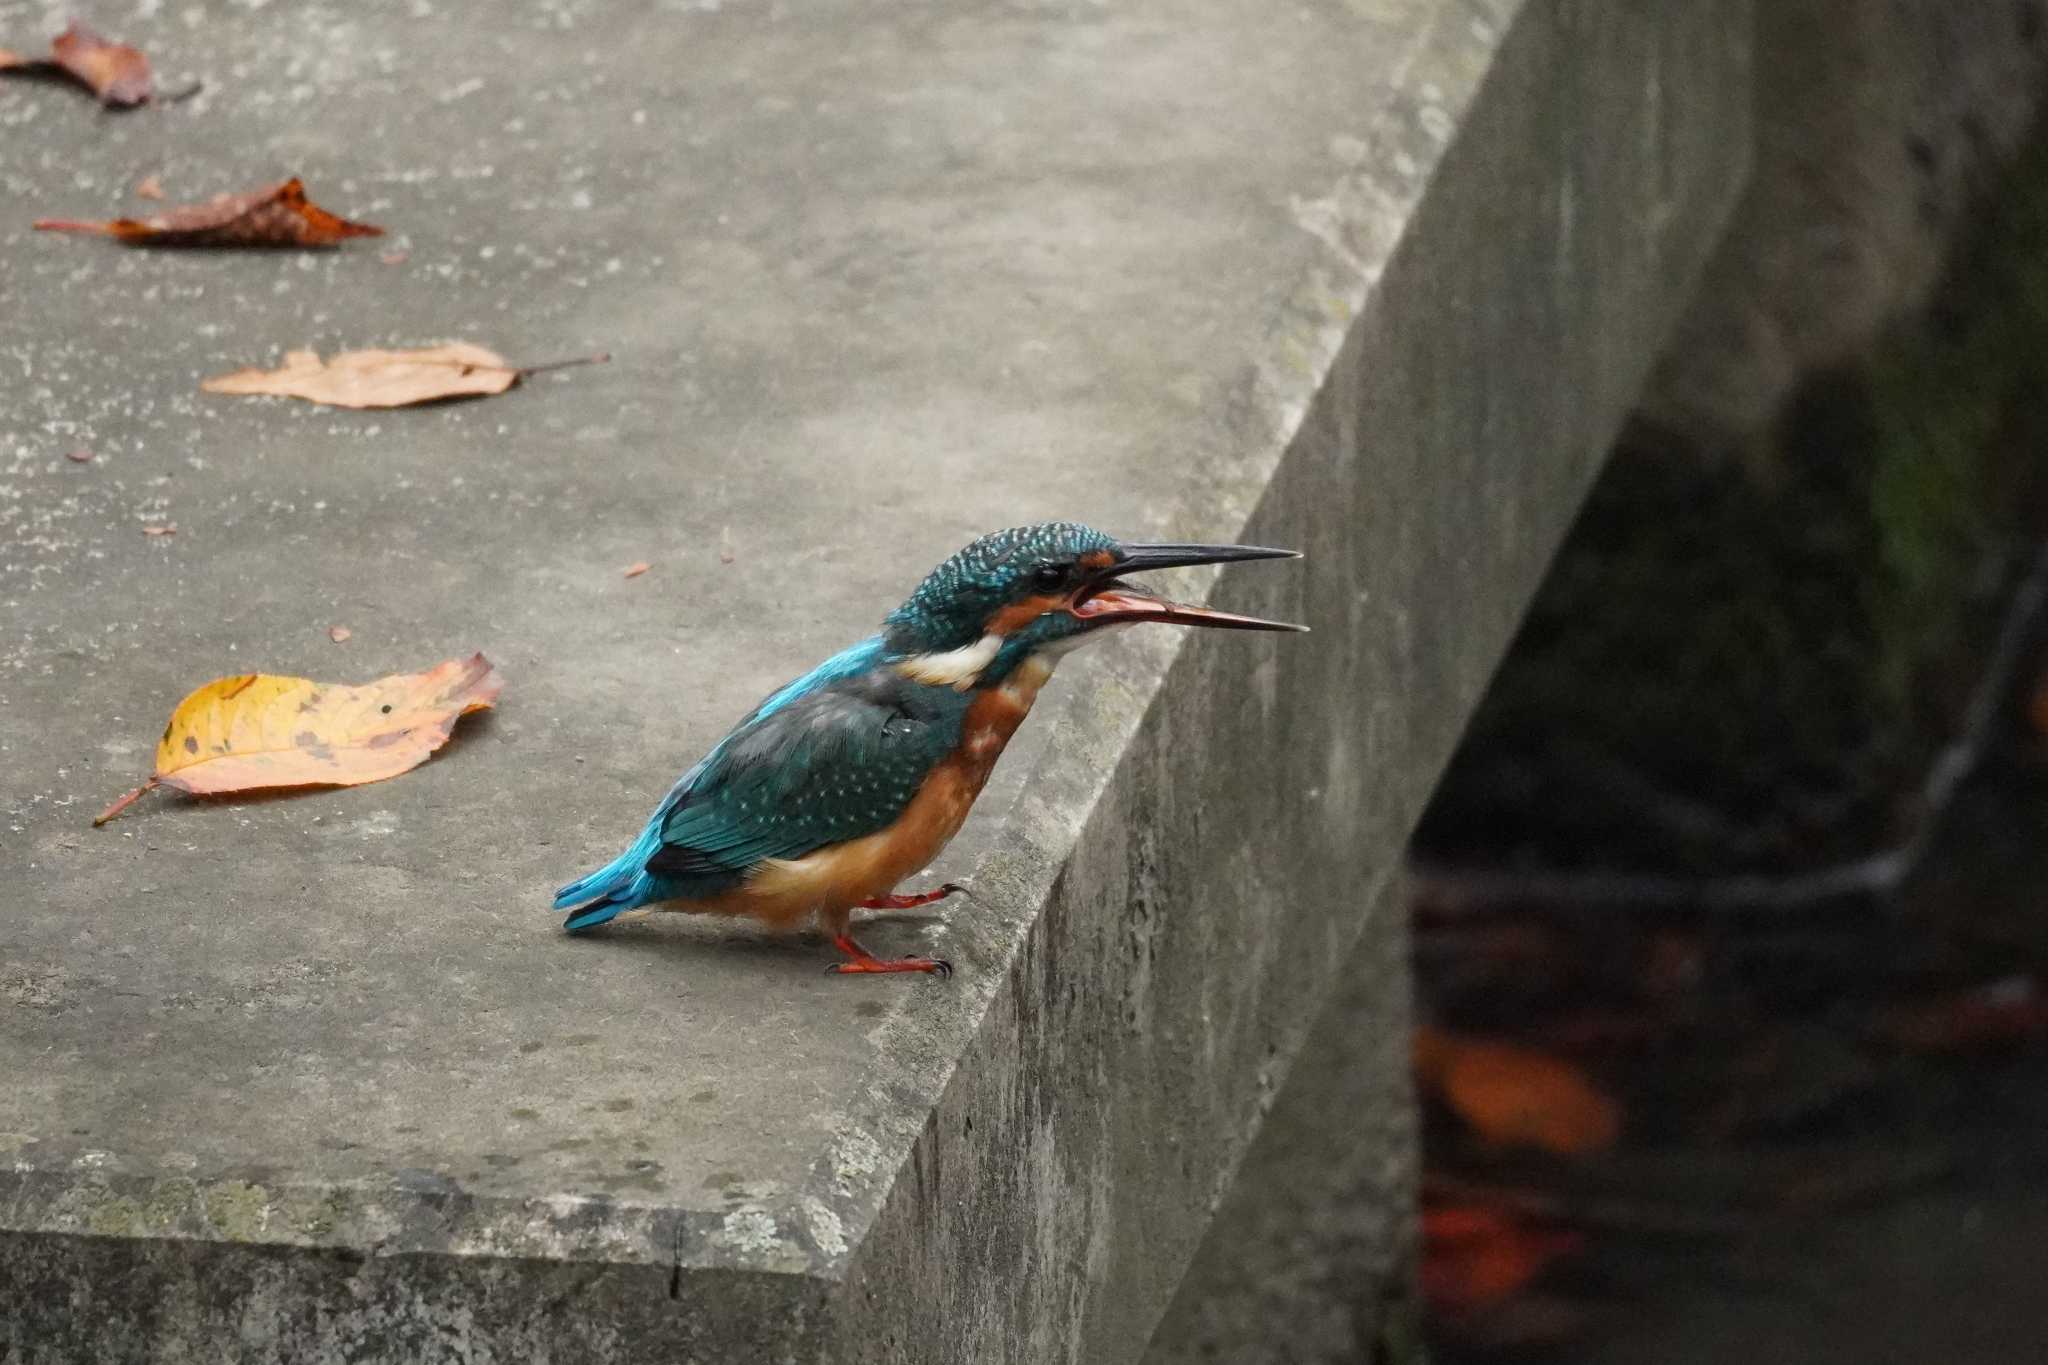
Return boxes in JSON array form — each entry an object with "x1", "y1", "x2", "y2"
[
  {"x1": 827, "y1": 933, "x2": 952, "y2": 979},
  {"x1": 858, "y1": 882, "x2": 969, "y2": 911}
]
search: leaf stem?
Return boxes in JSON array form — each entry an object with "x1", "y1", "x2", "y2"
[
  {"x1": 32, "y1": 218, "x2": 119, "y2": 236},
  {"x1": 516, "y1": 351, "x2": 611, "y2": 379},
  {"x1": 93, "y1": 777, "x2": 158, "y2": 826}
]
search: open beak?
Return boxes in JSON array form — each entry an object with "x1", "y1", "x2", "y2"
[{"x1": 1070, "y1": 541, "x2": 1308, "y2": 633}]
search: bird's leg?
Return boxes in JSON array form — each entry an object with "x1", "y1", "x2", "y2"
[
  {"x1": 828, "y1": 933, "x2": 952, "y2": 979},
  {"x1": 858, "y1": 881, "x2": 969, "y2": 911}
]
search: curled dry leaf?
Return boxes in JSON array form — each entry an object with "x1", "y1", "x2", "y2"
[
  {"x1": 328, "y1": 625, "x2": 352, "y2": 644},
  {"x1": 141, "y1": 523, "x2": 176, "y2": 537},
  {"x1": 1415, "y1": 1026, "x2": 1621, "y2": 1156},
  {"x1": 201, "y1": 344, "x2": 607, "y2": 410},
  {"x1": 93, "y1": 653, "x2": 500, "y2": 825},
  {"x1": 623, "y1": 562, "x2": 650, "y2": 579},
  {"x1": 0, "y1": 22, "x2": 152, "y2": 106},
  {"x1": 52, "y1": 22, "x2": 151, "y2": 105},
  {"x1": 1421, "y1": 1202, "x2": 1583, "y2": 1314},
  {"x1": 35, "y1": 178, "x2": 382, "y2": 248},
  {"x1": 65, "y1": 448, "x2": 93, "y2": 463}
]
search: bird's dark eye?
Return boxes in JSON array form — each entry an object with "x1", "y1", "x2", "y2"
[{"x1": 1031, "y1": 564, "x2": 1067, "y2": 591}]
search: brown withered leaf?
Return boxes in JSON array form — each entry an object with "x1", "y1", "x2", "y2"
[
  {"x1": 201, "y1": 344, "x2": 607, "y2": 410},
  {"x1": 141, "y1": 523, "x2": 176, "y2": 537},
  {"x1": 52, "y1": 21, "x2": 151, "y2": 105},
  {"x1": 623, "y1": 562, "x2": 650, "y2": 579},
  {"x1": 1421, "y1": 1202, "x2": 1583, "y2": 1314},
  {"x1": 35, "y1": 178, "x2": 382, "y2": 248},
  {"x1": 94, "y1": 654, "x2": 500, "y2": 825},
  {"x1": 328, "y1": 625, "x2": 352, "y2": 644},
  {"x1": 0, "y1": 22, "x2": 152, "y2": 106}
]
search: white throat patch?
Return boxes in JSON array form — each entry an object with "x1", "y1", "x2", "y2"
[{"x1": 895, "y1": 632, "x2": 1003, "y2": 690}]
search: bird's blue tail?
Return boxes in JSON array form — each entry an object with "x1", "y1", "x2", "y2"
[{"x1": 553, "y1": 819, "x2": 666, "y2": 931}]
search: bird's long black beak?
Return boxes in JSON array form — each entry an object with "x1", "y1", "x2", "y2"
[{"x1": 1070, "y1": 541, "x2": 1308, "y2": 632}]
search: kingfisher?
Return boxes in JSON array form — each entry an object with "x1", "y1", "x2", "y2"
[{"x1": 554, "y1": 521, "x2": 1304, "y2": 976}]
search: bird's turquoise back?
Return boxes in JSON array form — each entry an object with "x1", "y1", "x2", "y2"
[{"x1": 554, "y1": 638, "x2": 970, "y2": 928}]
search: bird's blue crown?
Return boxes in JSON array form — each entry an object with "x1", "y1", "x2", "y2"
[{"x1": 883, "y1": 521, "x2": 1116, "y2": 655}]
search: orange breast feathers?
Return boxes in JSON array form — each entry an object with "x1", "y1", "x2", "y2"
[{"x1": 738, "y1": 656, "x2": 1057, "y2": 926}]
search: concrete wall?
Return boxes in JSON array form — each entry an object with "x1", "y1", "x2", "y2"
[{"x1": 1646, "y1": 0, "x2": 2048, "y2": 462}]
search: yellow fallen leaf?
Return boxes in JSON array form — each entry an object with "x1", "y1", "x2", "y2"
[
  {"x1": 199, "y1": 345, "x2": 606, "y2": 410},
  {"x1": 94, "y1": 653, "x2": 500, "y2": 825}
]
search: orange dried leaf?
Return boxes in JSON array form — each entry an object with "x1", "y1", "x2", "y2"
[
  {"x1": 141, "y1": 523, "x2": 176, "y2": 537},
  {"x1": 1421, "y1": 1201, "x2": 1583, "y2": 1313},
  {"x1": 1, "y1": 22, "x2": 152, "y2": 106},
  {"x1": 51, "y1": 22, "x2": 151, "y2": 106},
  {"x1": 201, "y1": 344, "x2": 606, "y2": 410},
  {"x1": 36, "y1": 178, "x2": 382, "y2": 248},
  {"x1": 623, "y1": 561, "x2": 651, "y2": 579},
  {"x1": 93, "y1": 653, "x2": 500, "y2": 825},
  {"x1": 1416, "y1": 1026, "x2": 1621, "y2": 1156},
  {"x1": 327, "y1": 625, "x2": 352, "y2": 644}
]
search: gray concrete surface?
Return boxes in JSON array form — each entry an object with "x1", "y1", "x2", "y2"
[{"x1": 0, "y1": 0, "x2": 1747, "y2": 1359}]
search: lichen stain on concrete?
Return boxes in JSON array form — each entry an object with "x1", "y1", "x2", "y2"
[
  {"x1": 81, "y1": 1179, "x2": 194, "y2": 1238},
  {"x1": 827, "y1": 1125, "x2": 883, "y2": 1197},
  {"x1": 799, "y1": 1195, "x2": 847, "y2": 1259},
  {"x1": 712, "y1": 1206, "x2": 785, "y2": 1258},
  {"x1": 203, "y1": 1181, "x2": 274, "y2": 1239}
]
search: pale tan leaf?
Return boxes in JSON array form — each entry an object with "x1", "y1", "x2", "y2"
[{"x1": 201, "y1": 344, "x2": 518, "y2": 410}]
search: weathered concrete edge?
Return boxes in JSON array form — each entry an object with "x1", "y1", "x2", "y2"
[{"x1": 830, "y1": 0, "x2": 1755, "y2": 1362}]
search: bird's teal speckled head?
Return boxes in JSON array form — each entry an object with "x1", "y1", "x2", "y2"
[{"x1": 882, "y1": 521, "x2": 1306, "y2": 687}]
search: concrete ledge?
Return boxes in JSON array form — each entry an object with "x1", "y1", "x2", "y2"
[{"x1": 1, "y1": 0, "x2": 1747, "y2": 1359}]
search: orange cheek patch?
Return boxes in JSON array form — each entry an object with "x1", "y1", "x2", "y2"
[
  {"x1": 1079, "y1": 549, "x2": 1116, "y2": 572},
  {"x1": 985, "y1": 593, "x2": 1065, "y2": 636}
]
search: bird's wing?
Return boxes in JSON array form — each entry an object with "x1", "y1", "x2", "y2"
[{"x1": 646, "y1": 671, "x2": 966, "y2": 886}]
